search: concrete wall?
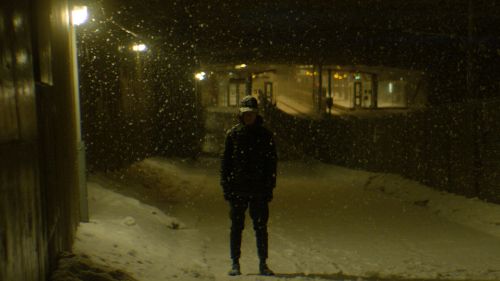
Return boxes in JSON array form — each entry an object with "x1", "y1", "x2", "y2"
[{"x1": 1, "y1": 0, "x2": 81, "y2": 280}]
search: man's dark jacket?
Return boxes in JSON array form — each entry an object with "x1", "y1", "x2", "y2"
[{"x1": 220, "y1": 115, "x2": 277, "y2": 200}]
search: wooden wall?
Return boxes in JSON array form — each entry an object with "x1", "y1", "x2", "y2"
[{"x1": 1, "y1": 0, "x2": 81, "y2": 280}]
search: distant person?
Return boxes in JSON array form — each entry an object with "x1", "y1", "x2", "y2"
[{"x1": 220, "y1": 95, "x2": 277, "y2": 276}]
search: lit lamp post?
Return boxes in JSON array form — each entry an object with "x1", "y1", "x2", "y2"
[
  {"x1": 132, "y1": 43, "x2": 147, "y2": 52},
  {"x1": 130, "y1": 43, "x2": 148, "y2": 118},
  {"x1": 71, "y1": 5, "x2": 89, "y2": 222},
  {"x1": 194, "y1": 71, "x2": 206, "y2": 106},
  {"x1": 195, "y1": 71, "x2": 206, "y2": 81},
  {"x1": 131, "y1": 43, "x2": 147, "y2": 79},
  {"x1": 131, "y1": 42, "x2": 147, "y2": 79}
]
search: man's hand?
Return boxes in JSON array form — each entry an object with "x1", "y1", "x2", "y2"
[
  {"x1": 224, "y1": 191, "x2": 234, "y2": 201},
  {"x1": 222, "y1": 184, "x2": 233, "y2": 201},
  {"x1": 264, "y1": 192, "x2": 273, "y2": 202}
]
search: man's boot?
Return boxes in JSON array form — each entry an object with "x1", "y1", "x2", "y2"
[
  {"x1": 228, "y1": 260, "x2": 241, "y2": 276},
  {"x1": 259, "y1": 260, "x2": 274, "y2": 276}
]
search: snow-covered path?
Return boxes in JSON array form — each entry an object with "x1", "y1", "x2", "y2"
[{"x1": 74, "y1": 158, "x2": 500, "y2": 281}]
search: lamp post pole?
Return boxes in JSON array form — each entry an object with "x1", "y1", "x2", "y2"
[{"x1": 71, "y1": 6, "x2": 89, "y2": 222}]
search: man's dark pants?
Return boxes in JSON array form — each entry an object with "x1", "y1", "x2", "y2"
[{"x1": 229, "y1": 196, "x2": 269, "y2": 261}]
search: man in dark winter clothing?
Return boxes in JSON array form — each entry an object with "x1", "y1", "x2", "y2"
[{"x1": 220, "y1": 95, "x2": 277, "y2": 276}]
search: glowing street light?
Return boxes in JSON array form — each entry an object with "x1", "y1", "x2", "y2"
[
  {"x1": 235, "y1": 63, "x2": 247, "y2": 69},
  {"x1": 72, "y1": 6, "x2": 88, "y2": 26},
  {"x1": 132, "y1": 43, "x2": 147, "y2": 52},
  {"x1": 195, "y1": 71, "x2": 206, "y2": 81}
]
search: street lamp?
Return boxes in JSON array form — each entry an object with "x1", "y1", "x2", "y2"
[
  {"x1": 72, "y1": 6, "x2": 88, "y2": 26},
  {"x1": 195, "y1": 71, "x2": 206, "y2": 81},
  {"x1": 70, "y1": 4, "x2": 89, "y2": 221},
  {"x1": 132, "y1": 43, "x2": 147, "y2": 52}
]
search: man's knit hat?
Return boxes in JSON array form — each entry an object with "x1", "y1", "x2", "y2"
[{"x1": 239, "y1": 96, "x2": 259, "y2": 113}]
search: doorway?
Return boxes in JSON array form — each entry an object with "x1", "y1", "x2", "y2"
[
  {"x1": 354, "y1": 82, "x2": 362, "y2": 108},
  {"x1": 264, "y1": 82, "x2": 273, "y2": 103}
]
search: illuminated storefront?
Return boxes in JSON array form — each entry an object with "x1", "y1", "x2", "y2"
[{"x1": 195, "y1": 64, "x2": 426, "y2": 117}]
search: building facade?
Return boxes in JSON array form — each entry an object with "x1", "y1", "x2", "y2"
[{"x1": 196, "y1": 64, "x2": 427, "y2": 118}]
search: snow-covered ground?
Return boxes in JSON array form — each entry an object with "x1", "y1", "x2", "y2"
[{"x1": 73, "y1": 157, "x2": 500, "y2": 281}]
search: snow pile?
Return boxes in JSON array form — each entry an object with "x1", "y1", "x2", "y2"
[
  {"x1": 73, "y1": 179, "x2": 210, "y2": 281},
  {"x1": 50, "y1": 252, "x2": 138, "y2": 281},
  {"x1": 364, "y1": 173, "x2": 500, "y2": 239},
  {"x1": 98, "y1": 158, "x2": 206, "y2": 205}
]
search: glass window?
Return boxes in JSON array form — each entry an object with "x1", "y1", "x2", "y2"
[{"x1": 378, "y1": 80, "x2": 407, "y2": 108}]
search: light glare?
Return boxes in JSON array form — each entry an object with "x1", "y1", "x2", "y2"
[
  {"x1": 195, "y1": 72, "x2": 206, "y2": 81},
  {"x1": 72, "y1": 6, "x2": 88, "y2": 26},
  {"x1": 132, "y1": 44, "x2": 147, "y2": 52}
]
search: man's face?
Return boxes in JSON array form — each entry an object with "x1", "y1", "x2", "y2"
[{"x1": 242, "y1": 111, "x2": 257, "y2": 125}]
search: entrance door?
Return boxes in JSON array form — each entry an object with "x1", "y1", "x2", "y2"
[
  {"x1": 354, "y1": 82, "x2": 362, "y2": 108},
  {"x1": 362, "y1": 89, "x2": 372, "y2": 108},
  {"x1": 264, "y1": 82, "x2": 273, "y2": 103}
]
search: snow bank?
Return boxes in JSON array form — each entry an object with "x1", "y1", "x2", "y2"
[
  {"x1": 364, "y1": 173, "x2": 500, "y2": 239},
  {"x1": 99, "y1": 157, "x2": 206, "y2": 204},
  {"x1": 73, "y1": 178, "x2": 210, "y2": 281},
  {"x1": 50, "y1": 252, "x2": 138, "y2": 281}
]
